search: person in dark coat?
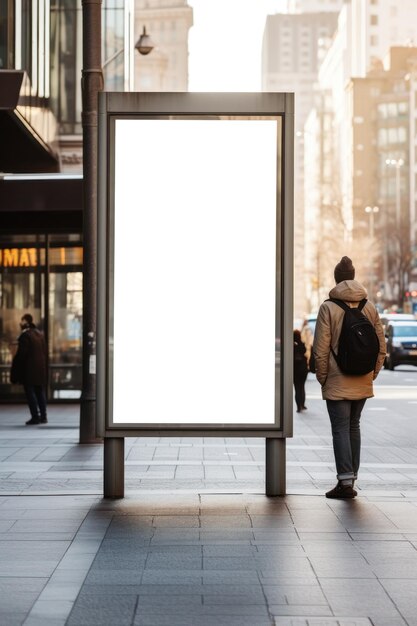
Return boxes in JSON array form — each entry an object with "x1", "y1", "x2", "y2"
[
  {"x1": 10, "y1": 313, "x2": 48, "y2": 425},
  {"x1": 293, "y1": 329, "x2": 308, "y2": 413}
]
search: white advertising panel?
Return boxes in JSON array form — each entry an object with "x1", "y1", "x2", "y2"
[{"x1": 112, "y1": 118, "x2": 278, "y2": 425}]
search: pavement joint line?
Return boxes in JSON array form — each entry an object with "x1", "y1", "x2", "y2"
[
  {"x1": 1, "y1": 489, "x2": 416, "y2": 497},
  {"x1": 23, "y1": 509, "x2": 113, "y2": 625},
  {"x1": 5, "y1": 461, "x2": 417, "y2": 470}
]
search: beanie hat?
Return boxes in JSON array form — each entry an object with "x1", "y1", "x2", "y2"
[{"x1": 334, "y1": 256, "x2": 355, "y2": 283}]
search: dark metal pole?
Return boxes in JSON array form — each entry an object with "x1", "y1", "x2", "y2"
[
  {"x1": 80, "y1": 0, "x2": 103, "y2": 443},
  {"x1": 266, "y1": 438, "x2": 286, "y2": 496},
  {"x1": 104, "y1": 438, "x2": 125, "y2": 498}
]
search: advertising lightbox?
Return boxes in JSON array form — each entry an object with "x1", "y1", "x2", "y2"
[{"x1": 97, "y1": 93, "x2": 294, "y2": 436}]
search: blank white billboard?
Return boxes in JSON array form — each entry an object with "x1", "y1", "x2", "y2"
[{"x1": 112, "y1": 118, "x2": 278, "y2": 425}]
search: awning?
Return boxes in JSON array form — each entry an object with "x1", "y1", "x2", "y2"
[
  {"x1": 0, "y1": 174, "x2": 83, "y2": 232},
  {"x1": 0, "y1": 70, "x2": 59, "y2": 173}
]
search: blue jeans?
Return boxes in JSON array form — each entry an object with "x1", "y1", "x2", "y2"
[
  {"x1": 24, "y1": 385, "x2": 47, "y2": 421},
  {"x1": 326, "y1": 399, "x2": 366, "y2": 481}
]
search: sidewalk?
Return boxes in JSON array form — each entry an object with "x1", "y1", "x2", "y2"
[{"x1": 1, "y1": 373, "x2": 417, "y2": 625}]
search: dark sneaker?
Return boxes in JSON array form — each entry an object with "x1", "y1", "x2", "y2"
[
  {"x1": 40, "y1": 417, "x2": 48, "y2": 424},
  {"x1": 25, "y1": 418, "x2": 40, "y2": 425},
  {"x1": 325, "y1": 483, "x2": 357, "y2": 499}
]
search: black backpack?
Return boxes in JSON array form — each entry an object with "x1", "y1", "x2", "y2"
[{"x1": 328, "y1": 298, "x2": 379, "y2": 376}]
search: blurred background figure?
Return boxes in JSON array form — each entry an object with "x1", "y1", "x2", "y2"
[
  {"x1": 293, "y1": 329, "x2": 308, "y2": 413},
  {"x1": 11, "y1": 314, "x2": 48, "y2": 426}
]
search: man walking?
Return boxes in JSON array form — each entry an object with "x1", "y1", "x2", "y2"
[
  {"x1": 11, "y1": 314, "x2": 48, "y2": 425},
  {"x1": 313, "y1": 257, "x2": 386, "y2": 498}
]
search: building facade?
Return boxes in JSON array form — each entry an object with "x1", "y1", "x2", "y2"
[
  {"x1": 1, "y1": 0, "x2": 193, "y2": 403},
  {"x1": 305, "y1": 0, "x2": 417, "y2": 311},
  {"x1": 135, "y1": 0, "x2": 193, "y2": 92},
  {"x1": 262, "y1": 8, "x2": 340, "y2": 316}
]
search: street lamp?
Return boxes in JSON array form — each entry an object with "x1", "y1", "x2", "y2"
[
  {"x1": 135, "y1": 27, "x2": 155, "y2": 56},
  {"x1": 365, "y1": 205, "x2": 379, "y2": 299},
  {"x1": 80, "y1": 4, "x2": 154, "y2": 444},
  {"x1": 385, "y1": 158, "x2": 404, "y2": 226}
]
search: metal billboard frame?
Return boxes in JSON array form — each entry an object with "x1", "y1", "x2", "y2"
[{"x1": 97, "y1": 92, "x2": 294, "y2": 497}]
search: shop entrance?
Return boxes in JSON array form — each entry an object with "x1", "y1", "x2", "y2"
[{"x1": 0, "y1": 234, "x2": 83, "y2": 401}]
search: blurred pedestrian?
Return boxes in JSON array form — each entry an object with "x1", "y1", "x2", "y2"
[
  {"x1": 11, "y1": 314, "x2": 48, "y2": 425},
  {"x1": 312, "y1": 256, "x2": 386, "y2": 499},
  {"x1": 293, "y1": 329, "x2": 308, "y2": 413}
]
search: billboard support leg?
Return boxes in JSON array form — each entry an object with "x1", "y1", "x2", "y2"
[
  {"x1": 104, "y1": 437, "x2": 124, "y2": 498},
  {"x1": 266, "y1": 438, "x2": 286, "y2": 496}
]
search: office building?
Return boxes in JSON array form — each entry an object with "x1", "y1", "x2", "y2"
[
  {"x1": 305, "y1": 0, "x2": 417, "y2": 308},
  {"x1": 262, "y1": 8, "x2": 340, "y2": 316},
  {"x1": 135, "y1": 0, "x2": 193, "y2": 91}
]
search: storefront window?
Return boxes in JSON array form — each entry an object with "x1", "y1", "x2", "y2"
[
  {"x1": 0, "y1": 234, "x2": 82, "y2": 401},
  {"x1": 49, "y1": 240, "x2": 82, "y2": 398},
  {"x1": 50, "y1": 0, "x2": 129, "y2": 134},
  {"x1": 50, "y1": 0, "x2": 82, "y2": 135}
]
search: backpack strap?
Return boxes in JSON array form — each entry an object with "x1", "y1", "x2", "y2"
[
  {"x1": 326, "y1": 297, "x2": 368, "y2": 361},
  {"x1": 326, "y1": 297, "x2": 350, "y2": 311},
  {"x1": 327, "y1": 297, "x2": 368, "y2": 311}
]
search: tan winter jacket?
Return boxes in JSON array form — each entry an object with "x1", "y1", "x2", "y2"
[{"x1": 313, "y1": 280, "x2": 386, "y2": 400}]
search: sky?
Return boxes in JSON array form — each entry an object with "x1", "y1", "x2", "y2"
[{"x1": 188, "y1": 0, "x2": 288, "y2": 92}]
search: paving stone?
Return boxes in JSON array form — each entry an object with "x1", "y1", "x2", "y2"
[
  {"x1": 308, "y1": 556, "x2": 376, "y2": 578},
  {"x1": 145, "y1": 555, "x2": 203, "y2": 569},
  {"x1": 274, "y1": 615, "x2": 370, "y2": 626},
  {"x1": 84, "y1": 569, "x2": 143, "y2": 585},
  {"x1": 67, "y1": 594, "x2": 137, "y2": 625},
  {"x1": 203, "y1": 545, "x2": 256, "y2": 556},
  {"x1": 0, "y1": 577, "x2": 47, "y2": 613},
  {"x1": 262, "y1": 584, "x2": 328, "y2": 605},
  {"x1": 200, "y1": 515, "x2": 252, "y2": 528},
  {"x1": 134, "y1": 616, "x2": 272, "y2": 626},
  {"x1": 379, "y1": 578, "x2": 417, "y2": 616},
  {"x1": 152, "y1": 515, "x2": 199, "y2": 527},
  {"x1": 270, "y1": 605, "x2": 333, "y2": 616},
  {"x1": 319, "y1": 578, "x2": 402, "y2": 619}
]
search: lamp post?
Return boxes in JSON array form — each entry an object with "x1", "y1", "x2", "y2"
[
  {"x1": 385, "y1": 158, "x2": 404, "y2": 226},
  {"x1": 80, "y1": 5, "x2": 154, "y2": 443},
  {"x1": 365, "y1": 205, "x2": 379, "y2": 300},
  {"x1": 135, "y1": 27, "x2": 155, "y2": 56}
]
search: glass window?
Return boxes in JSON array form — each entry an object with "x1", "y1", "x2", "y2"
[
  {"x1": 50, "y1": 0, "x2": 82, "y2": 135},
  {"x1": 370, "y1": 14, "x2": 378, "y2": 25},
  {"x1": 378, "y1": 128, "x2": 387, "y2": 145},
  {"x1": 20, "y1": 0, "x2": 33, "y2": 80},
  {"x1": 398, "y1": 101, "x2": 408, "y2": 115},
  {"x1": 102, "y1": 0, "x2": 125, "y2": 91},
  {"x1": 0, "y1": 0, "x2": 14, "y2": 68},
  {"x1": 388, "y1": 128, "x2": 397, "y2": 143},
  {"x1": 398, "y1": 127, "x2": 407, "y2": 142},
  {"x1": 388, "y1": 103, "x2": 397, "y2": 117},
  {"x1": 377, "y1": 103, "x2": 387, "y2": 118},
  {"x1": 0, "y1": 235, "x2": 45, "y2": 396},
  {"x1": 393, "y1": 325, "x2": 417, "y2": 337},
  {"x1": 0, "y1": 234, "x2": 83, "y2": 401}
]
